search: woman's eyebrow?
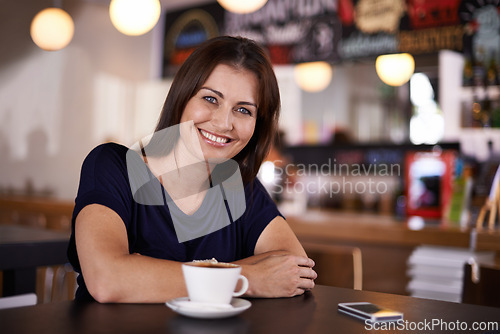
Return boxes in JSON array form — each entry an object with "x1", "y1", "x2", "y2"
[
  {"x1": 200, "y1": 87, "x2": 257, "y2": 108},
  {"x1": 239, "y1": 101, "x2": 258, "y2": 108},
  {"x1": 200, "y1": 87, "x2": 223, "y2": 98}
]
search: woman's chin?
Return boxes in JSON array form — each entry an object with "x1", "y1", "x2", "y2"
[{"x1": 205, "y1": 156, "x2": 231, "y2": 165}]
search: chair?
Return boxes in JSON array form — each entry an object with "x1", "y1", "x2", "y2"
[
  {"x1": 37, "y1": 264, "x2": 77, "y2": 303},
  {"x1": 0, "y1": 197, "x2": 76, "y2": 303},
  {"x1": 462, "y1": 261, "x2": 500, "y2": 308},
  {"x1": 0, "y1": 293, "x2": 37, "y2": 310},
  {"x1": 475, "y1": 166, "x2": 500, "y2": 231},
  {"x1": 301, "y1": 242, "x2": 362, "y2": 290}
]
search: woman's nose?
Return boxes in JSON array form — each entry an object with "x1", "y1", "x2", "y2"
[{"x1": 211, "y1": 105, "x2": 233, "y2": 131}]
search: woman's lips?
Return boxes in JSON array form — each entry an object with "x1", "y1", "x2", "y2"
[{"x1": 199, "y1": 129, "x2": 232, "y2": 146}]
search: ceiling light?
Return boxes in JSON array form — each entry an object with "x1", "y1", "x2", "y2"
[
  {"x1": 30, "y1": 7, "x2": 74, "y2": 51},
  {"x1": 375, "y1": 53, "x2": 415, "y2": 86},
  {"x1": 109, "y1": 0, "x2": 161, "y2": 36},
  {"x1": 217, "y1": 0, "x2": 268, "y2": 14},
  {"x1": 294, "y1": 61, "x2": 333, "y2": 93}
]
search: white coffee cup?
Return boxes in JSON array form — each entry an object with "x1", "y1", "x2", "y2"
[{"x1": 182, "y1": 261, "x2": 249, "y2": 305}]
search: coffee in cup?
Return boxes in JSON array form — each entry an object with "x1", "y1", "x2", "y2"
[{"x1": 182, "y1": 260, "x2": 248, "y2": 305}]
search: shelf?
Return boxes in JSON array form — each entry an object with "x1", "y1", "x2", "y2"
[
  {"x1": 460, "y1": 128, "x2": 500, "y2": 134},
  {"x1": 461, "y1": 85, "x2": 500, "y2": 100},
  {"x1": 286, "y1": 209, "x2": 500, "y2": 251}
]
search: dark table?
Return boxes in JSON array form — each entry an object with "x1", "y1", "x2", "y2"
[
  {"x1": 0, "y1": 225, "x2": 70, "y2": 296},
  {"x1": 0, "y1": 285, "x2": 499, "y2": 334}
]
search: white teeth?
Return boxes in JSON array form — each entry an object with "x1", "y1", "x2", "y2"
[{"x1": 200, "y1": 130, "x2": 229, "y2": 144}]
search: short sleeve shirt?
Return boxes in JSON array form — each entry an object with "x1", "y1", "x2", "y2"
[{"x1": 67, "y1": 143, "x2": 282, "y2": 301}]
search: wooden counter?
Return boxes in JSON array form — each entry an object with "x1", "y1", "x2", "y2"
[
  {"x1": 286, "y1": 210, "x2": 500, "y2": 295},
  {"x1": 0, "y1": 197, "x2": 74, "y2": 230},
  {"x1": 287, "y1": 210, "x2": 500, "y2": 250}
]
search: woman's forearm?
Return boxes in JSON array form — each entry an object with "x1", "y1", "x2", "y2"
[
  {"x1": 84, "y1": 250, "x2": 315, "y2": 302},
  {"x1": 233, "y1": 250, "x2": 290, "y2": 265},
  {"x1": 83, "y1": 253, "x2": 187, "y2": 303}
]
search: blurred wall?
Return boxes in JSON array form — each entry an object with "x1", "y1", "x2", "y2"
[{"x1": 0, "y1": 0, "x2": 206, "y2": 200}]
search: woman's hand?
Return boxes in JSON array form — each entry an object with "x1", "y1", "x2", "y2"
[
  {"x1": 237, "y1": 216, "x2": 317, "y2": 298},
  {"x1": 240, "y1": 251, "x2": 317, "y2": 298}
]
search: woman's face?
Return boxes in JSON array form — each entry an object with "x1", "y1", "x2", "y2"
[{"x1": 179, "y1": 64, "x2": 258, "y2": 164}]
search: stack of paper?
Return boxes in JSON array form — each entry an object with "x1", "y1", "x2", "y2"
[{"x1": 406, "y1": 245, "x2": 495, "y2": 302}]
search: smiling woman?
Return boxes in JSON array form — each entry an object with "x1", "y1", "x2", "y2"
[
  {"x1": 154, "y1": 36, "x2": 281, "y2": 184},
  {"x1": 67, "y1": 36, "x2": 317, "y2": 303}
]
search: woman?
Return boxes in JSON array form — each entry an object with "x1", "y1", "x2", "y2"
[{"x1": 68, "y1": 36, "x2": 316, "y2": 303}]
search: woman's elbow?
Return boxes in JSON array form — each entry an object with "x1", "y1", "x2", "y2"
[
  {"x1": 89, "y1": 287, "x2": 116, "y2": 304},
  {"x1": 85, "y1": 273, "x2": 122, "y2": 303}
]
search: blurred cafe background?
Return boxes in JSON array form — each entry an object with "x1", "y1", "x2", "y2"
[{"x1": 1, "y1": 0, "x2": 499, "y2": 308}]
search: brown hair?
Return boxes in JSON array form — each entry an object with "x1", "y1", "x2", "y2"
[{"x1": 154, "y1": 36, "x2": 281, "y2": 184}]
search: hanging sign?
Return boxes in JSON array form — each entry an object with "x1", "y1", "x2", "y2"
[
  {"x1": 161, "y1": 0, "x2": 493, "y2": 74},
  {"x1": 340, "y1": 0, "x2": 464, "y2": 59},
  {"x1": 222, "y1": 0, "x2": 342, "y2": 64},
  {"x1": 398, "y1": 0, "x2": 463, "y2": 55},
  {"x1": 162, "y1": 3, "x2": 224, "y2": 76}
]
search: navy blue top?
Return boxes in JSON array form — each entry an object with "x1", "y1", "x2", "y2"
[{"x1": 67, "y1": 143, "x2": 282, "y2": 302}]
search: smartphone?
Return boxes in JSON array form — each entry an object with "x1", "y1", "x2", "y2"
[{"x1": 338, "y1": 302, "x2": 403, "y2": 323}]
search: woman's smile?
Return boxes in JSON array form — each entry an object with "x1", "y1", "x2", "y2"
[{"x1": 199, "y1": 128, "x2": 232, "y2": 145}]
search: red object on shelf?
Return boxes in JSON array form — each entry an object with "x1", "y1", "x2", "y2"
[
  {"x1": 407, "y1": 0, "x2": 461, "y2": 29},
  {"x1": 405, "y1": 150, "x2": 457, "y2": 219},
  {"x1": 338, "y1": 0, "x2": 355, "y2": 26}
]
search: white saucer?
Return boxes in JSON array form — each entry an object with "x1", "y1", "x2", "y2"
[{"x1": 166, "y1": 297, "x2": 251, "y2": 319}]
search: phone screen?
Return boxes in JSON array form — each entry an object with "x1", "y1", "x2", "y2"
[
  {"x1": 346, "y1": 303, "x2": 383, "y2": 314},
  {"x1": 338, "y1": 302, "x2": 403, "y2": 323}
]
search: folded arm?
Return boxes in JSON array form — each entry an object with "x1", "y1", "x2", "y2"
[{"x1": 76, "y1": 205, "x2": 316, "y2": 303}]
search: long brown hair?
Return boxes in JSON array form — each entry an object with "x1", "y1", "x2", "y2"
[{"x1": 153, "y1": 36, "x2": 280, "y2": 184}]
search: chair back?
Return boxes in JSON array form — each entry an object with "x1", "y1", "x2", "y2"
[
  {"x1": 301, "y1": 242, "x2": 362, "y2": 290},
  {"x1": 462, "y1": 262, "x2": 500, "y2": 308}
]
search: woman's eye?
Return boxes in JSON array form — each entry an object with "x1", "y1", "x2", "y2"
[
  {"x1": 236, "y1": 107, "x2": 252, "y2": 116},
  {"x1": 204, "y1": 96, "x2": 217, "y2": 104}
]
